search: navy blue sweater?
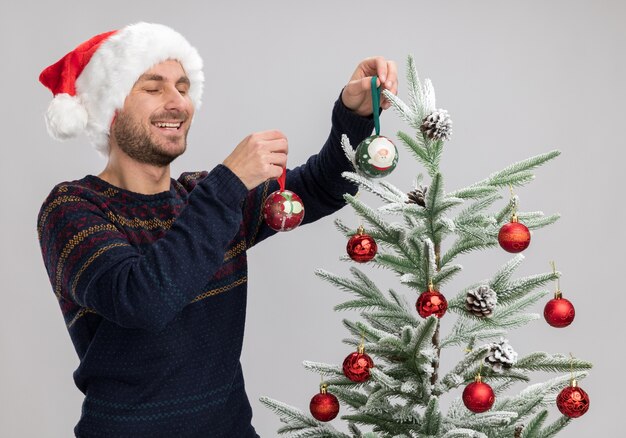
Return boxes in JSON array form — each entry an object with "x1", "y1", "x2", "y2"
[{"x1": 37, "y1": 98, "x2": 374, "y2": 437}]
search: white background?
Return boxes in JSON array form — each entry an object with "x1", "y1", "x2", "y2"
[{"x1": 1, "y1": 1, "x2": 624, "y2": 436}]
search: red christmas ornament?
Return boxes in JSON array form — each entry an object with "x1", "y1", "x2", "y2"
[
  {"x1": 263, "y1": 189, "x2": 305, "y2": 232},
  {"x1": 346, "y1": 226, "x2": 378, "y2": 262},
  {"x1": 342, "y1": 345, "x2": 374, "y2": 382},
  {"x1": 544, "y1": 291, "x2": 575, "y2": 328},
  {"x1": 416, "y1": 283, "x2": 448, "y2": 318},
  {"x1": 498, "y1": 215, "x2": 531, "y2": 253},
  {"x1": 557, "y1": 380, "x2": 590, "y2": 418},
  {"x1": 309, "y1": 384, "x2": 340, "y2": 422},
  {"x1": 463, "y1": 376, "x2": 495, "y2": 413}
]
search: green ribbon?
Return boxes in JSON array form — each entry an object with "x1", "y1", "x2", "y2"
[{"x1": 371, "y1": 75, "x2": 381, "y2": 135}]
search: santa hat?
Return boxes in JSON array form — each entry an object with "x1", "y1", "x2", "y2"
[{"x1": 39, "y1": 22, "x2": 204, "y2": 154}]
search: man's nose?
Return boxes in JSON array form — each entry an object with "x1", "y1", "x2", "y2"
[{"x1": 164, "y1": 87, "x2": 188, "y2": 111}]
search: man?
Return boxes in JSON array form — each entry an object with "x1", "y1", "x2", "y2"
[{"x1": 38, "y1": 22, "x2": 397, "y2": 437}]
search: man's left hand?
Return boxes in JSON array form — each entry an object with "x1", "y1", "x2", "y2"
[{"x1": 341, "y1": 56, "x2": 398, "y2": 117}]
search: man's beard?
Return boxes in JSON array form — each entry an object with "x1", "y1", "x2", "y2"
[{"x1": 112, "y1": 111, "x2": 189, "y2": 167}]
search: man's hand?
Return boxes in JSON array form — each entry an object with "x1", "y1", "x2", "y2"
[
  {"x1": 223, "y1": 130, "x2": 288, "y2": 190},
  {"x1": 341, "y1": 56, "x2": 398, "y2": 117}
]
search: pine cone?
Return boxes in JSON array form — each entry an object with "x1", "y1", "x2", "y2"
[
  {"x1": 406, "y1": 185, "x2": 428, "y2": 207},
  {"x1": 465, "y1": 285, "x2": 497, "y2": 318},
  {"x1": 484, "y1": 338, "x2": 518, "y2": 373},
  {"x1": 420, "y1": 109, "x2": 452, "y2": 141}
]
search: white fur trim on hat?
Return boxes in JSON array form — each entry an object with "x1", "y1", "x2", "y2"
[{"x1": 45, "y1": 93, "x2": 89, "y2": 140}]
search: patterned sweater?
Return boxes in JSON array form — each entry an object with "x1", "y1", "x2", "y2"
[{"x1": 37, "y1": 98, "x2": 374, "y2": 437}]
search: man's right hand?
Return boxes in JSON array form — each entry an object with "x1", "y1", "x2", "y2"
[{"x1": 222, "y1": 130, "x2": 288, "y2": 190}]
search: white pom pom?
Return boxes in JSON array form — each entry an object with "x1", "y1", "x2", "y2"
[{"x1": 45, "y1": 94, "x2": 88, "y2": 140}]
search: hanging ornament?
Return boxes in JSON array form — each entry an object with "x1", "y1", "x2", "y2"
[
  {"x1": 498, "y1": 216, "x2": 531, "y2": 253},
  {"x1": 355, "y1": 135, "x2": 398, "y2": 178},
  {"x1": 544, "y1": 295, "x2": 575, "y2": 328},
  {"x1": 354, "y1": 76, "x2": 398, "y2": 178},
  {"x1": 465, "y1": 285, "x2": 498, "y2": 318},
  {"x1": 342, "y1": 343, "x2": 374, "y2": 382},
  {"x1": 416, "y1": 281, "x2": 448, "y2": 318},
  {"x1": 557, "y1": 380, "x2": 590, "y2": 418},
  {"x1": 263, "y1": 168, "x2": 305, "y2": 232},
  {"x1": 309, "y1": 383, "x2": 340, "y2": 422},
  {"x1": 420, "y1": 109, "x2": 453, "y2": 141},
  {"x1": 544, "y1": 262, "x2": 576, "y2": 328},
  {"x1": 498, "y1": 188, "x2": 530, "y2": 253},
  {"x1": 463, "y1": 374, "x2": 495, "y2": 413},
  {"x1": 346, "y1": 225, "x2": 378, "y2": 262}
]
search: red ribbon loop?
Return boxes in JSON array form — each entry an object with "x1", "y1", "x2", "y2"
[{"x1": 278, "y1": 167, "x2": 286, "y2": 192}]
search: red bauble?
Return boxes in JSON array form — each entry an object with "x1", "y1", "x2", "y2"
[
  {"x1": 463, "y1": 379, "x2": 495, "y2": 413},
  {"x1": 263, "y1": 190, "x2": 305, "y2": 232},
  {"x1": 342, "y1": 347, "x2": 374, "y2": 382},
  {"x1": 498, "y1": 217, "x2": 531, "y2": 253},
  {"x1": 557, "y1": 381, "x2": 590, "y2": 418},
  {"x1": 309, "y1": 386, "x2": 340, "y2": 422},
  {"x1": 346, "y1": 227, "x2": 378, "y2": 262},
  {"x1": 544, "y1": 293, "x2": 575, "y2": 328},
  {"x1": 416, "y1": 289, "x2": 448, "y2": 318}
]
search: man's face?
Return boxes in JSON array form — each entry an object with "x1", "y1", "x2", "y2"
[{"x1": 111, "y1": 60, "x2": 195, "y2": 167}]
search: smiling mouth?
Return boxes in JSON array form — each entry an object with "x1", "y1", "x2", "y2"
[{"x1": 152, "y1": 121, "x2": 183, "y2": 130}]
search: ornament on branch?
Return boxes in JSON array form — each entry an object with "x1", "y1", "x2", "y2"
[
  {"x1": 416, "y1": 281, "x2": 448, "y2": 318},
  {"x1": 498, "y1": 217, "x2": 531, "y2": 253},
  {"x1": 342, "y1": 342, "x2": 374, "y2": 382},
  {"x1": 263, "y1": 168, "x2": 304, "y2": 232},
  {"x1": 498, "y1": 188, "x2": 531, "y2": 253},
  {"x1": 544, "y1": 295, "x2": 575, "y2": 328},
  {"x1": 484, "y1": 338, "x2": 518, "y2": 373},
  {"x1": 463, "y1": 374, "x2": 495, "y2": 413},
  {"x1": 465, "y1": 285, "x2": 498, "y2": 318},
  {"x1": 406, "y1": 184, "x2": 428, "y2": 207},
  {"x1": 544, "y1": 262, "x2": 575, "y2": 328},
  {"x1": 557, "y1": 373, "x2": 590, "y2": 418},
  {"x1": 354, "y1": 76, "x2": 398, "y2": 178},
  {"x1": 346, "y1": 225, "x2": 378, "y2": 262},
  {"x1": 420, "y1": 109, "x2": 452, "y2": 141},
  {"x1": 355, "y1": 135, "x2": 398, "y2": 178},
  {"x1": 309, "y1": 383, "x2": 340, "y2": 422}
]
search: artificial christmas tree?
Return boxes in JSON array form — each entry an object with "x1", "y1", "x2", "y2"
[{"x1": 261, "y1": 56, "x2": 592, "y2": 437}]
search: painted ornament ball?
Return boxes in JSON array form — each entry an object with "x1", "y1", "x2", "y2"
[
  {"x1": 346, "y1": 232, "x2": 378, "y2": 262},
  {"x1": 355, "y1": 135, "x2": 398, "y2": 178},
  {"x1": 416, "y1": 290, "x2": 448, "y2": 318},
  {"x1": 557, "y1": 384, "x2": 590, "y2": 418},
  {"x1": 342, "y1": 351, "x2": 374, "y2": 382},
  {"x1": 463, "y1": 381, "x2": 495, "y2": 413},
  {"x1": 263, "y1": 190, "x2": 305, "y2": 232},
  {"x1": 498, "y1": 221, "x2": 531, "y2": 253},
  {"x1": 309, "y1": 392, "x2": 340, "y2": 422},
  {"x1": 544, "y1": 296, "x2": 575, "y2": 328}
]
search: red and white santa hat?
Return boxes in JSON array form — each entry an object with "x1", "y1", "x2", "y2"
[{"x1": 39, "y1": 22, "x2": 204, "y2": 154}]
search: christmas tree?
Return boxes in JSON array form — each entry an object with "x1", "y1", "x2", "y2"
[{"x1": 260, "y1": 56, "x2": 592, "y2": 438}]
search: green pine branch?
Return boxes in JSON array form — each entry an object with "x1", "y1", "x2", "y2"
[
  {"x1": 515, "y1": 353, "x2": 593, "y2": 373},
  {"x1": 471, "y1": 151, "x2": 561, "y2": 189},
  {"x1": 420, "y1": 396, "x2": 443, "y2": 435},
  {"x1": 520, "y1": 410, "x2": 548, "y2": 438},
  {"x1": 536, "y1": 416, "x2": 572, "y2": 438},
  {"x1": 259, "y1": 397, "x2": 324, "y2": 430}
]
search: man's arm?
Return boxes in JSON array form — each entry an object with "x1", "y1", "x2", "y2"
[{"x1": 38, "y1": 165, "x2": 248, "y2": 332}]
